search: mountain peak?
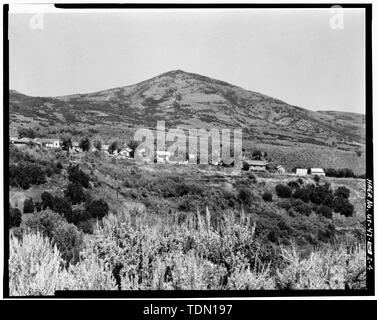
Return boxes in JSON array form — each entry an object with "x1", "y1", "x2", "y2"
[{"x1": 158, "y1": 69, "x2": 191, "y2": 78}]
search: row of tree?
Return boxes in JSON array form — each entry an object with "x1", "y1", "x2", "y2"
[{"x1": 61, "y1": 136, "x2": 139, "y2": 156}]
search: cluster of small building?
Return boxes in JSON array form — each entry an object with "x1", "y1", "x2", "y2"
[
  {"x1": 99, "y1": 144, "x2": 133, "y2": 159},
  {"x1": 10, "y1": 137, "x2": 61, "y2": 148},
  {"x1": 244, "y1": 159, "x2": 325, "y2": 176},
  {"x1": 9, "y1": 136, "x2": 134, "y2": 159},
  {"x1": 10, "y1": 136, "x2": 326, "y2": 176}
]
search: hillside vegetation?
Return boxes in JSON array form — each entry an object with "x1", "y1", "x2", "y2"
[{"x1": 8, "y1": 145, "x2": 366, "y2": 294}]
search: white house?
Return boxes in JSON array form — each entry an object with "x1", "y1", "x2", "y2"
[
  {"x1": 10, "y1": 137, "x2": 35, "y2": 147},
  {"x1": 119, "y1": 147, "x2": 132, "y2": 158},
  {"x1": 296, "y1": 168, "x2": 308, "y2": 176},
  {"x1": 277, "y1": 165, "x2": 286, "y2": 174},
  {"x1": 311, "y1": 168, "x2": 325, "y2": 176},
  {"x1": 156, "y1": 150, "x2": 171, "y2": 163},
  {"x1": 40, "y1": 138, "x2": 60, "y2": 148},
  {"x1": 101, "y1": 144, "x2": 109, "y2": 154}
]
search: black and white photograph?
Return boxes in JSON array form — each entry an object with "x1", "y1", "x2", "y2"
[{"x1": 2, "y1": 3, "x2": 374, "y2": 299}]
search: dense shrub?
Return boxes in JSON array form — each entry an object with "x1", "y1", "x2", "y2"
[
  {"x1": 334, "y1": 198, "x2": 354, "y2": 217},
  {"x1": 292, "y1": 187, "x2": 311, "y2": 203},
  {"x1": 291, "y1": 199, "x2": 312, "y2": 216},
  {"x1": 9, "y1": 163, "x2": 47, "y2": 189},
  {"x1": 313, "y1": 175, "x2": 320, "y2": 183},
  {"x1": 18, "y1": 128, "x2": 36, "y2": 139},
  {"x1": 317, "y1": 205, "x2": 333, "y2": 219},
  {"x1": 275, "y1": 184, "x2": 292, "y2": 198},
  {"x1": 262, "y1": 191, "x2": 273, "y2": 202},
  {"x1": 10, "y1": 207, "x2": 22, "y2": 228},
  {"x1": 237, "y1": 187, "x2": 256, "y2": 206},
  {"x1": 67, "y1": 165, "x2": 90, "y2": 188},
  {"x1": 287, "y1": 181, "x2": 300, "y2": 189},
  {"x1": 64, "y1": 183, "x2": 85, "y2": 205},
  {"x1": 51, "y1": 222, "x2": 83, "y2": 264},
  {"x1": 76, "y1": 220, "x2": 94, "y2": 234},
  {"x1": 21, "y1": 210, "x2": 82, "y2": 263},
  {"x1": 22, "y1": 210, "x2": 66, "y2": 238},
  {"x1": 23, "y1": 198, "x2": 35, "y2": 214},
  {"x1": 309, "y1": 183, "x2": 334, "y2": 208},
  {"x1": 335, "y1": 186, "x2": 351, "y2": 199},
  {"x1": 85, "y1": 199, "x2": 109, "y2": 219},
  {"x1": 70, "y1": 209, "x2": 93, "y2": 225}
]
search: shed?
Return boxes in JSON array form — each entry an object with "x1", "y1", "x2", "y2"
[
  {"x1": 296, "y1": 168, "x2": 308, "y2": 176},
  {"x1": 247, "y1": 160, "x2": 268, "y2": 172},
  {"x1": 311, "y1": 168, "x2": 325, "y2": 176}
]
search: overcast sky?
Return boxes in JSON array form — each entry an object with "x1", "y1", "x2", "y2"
[{"x1": 9, "y1": 8, "x2": 365, "y2": 113}]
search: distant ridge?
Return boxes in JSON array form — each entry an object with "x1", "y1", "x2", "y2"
[{"x1": 9, "y1": 70, "x2": 365, "y2": 147}]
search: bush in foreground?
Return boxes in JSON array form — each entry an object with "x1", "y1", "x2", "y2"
[{"x1": 9, "y1": 232, "x2": 117, "y2": 296}]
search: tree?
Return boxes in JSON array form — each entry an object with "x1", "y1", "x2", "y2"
[
  {"x1": 310, "y1": 183, "x2": 334, "y2": 207},
  {"x1": 61, "y1": 136, "x2": 72, "y2": 155},
  {"x1": 275, "y1": 184, "x2": 292, "y2": 198},
  {"x1": 292, "y1": 187, "x2": 311, "y2": 203},
  {"x1": 127, "y1": 140, "x2": 139, "y2": 158},
  {"x1": 313, "y1": 175, "x2": 320, "y2": 183},
  {"x1": 41, "y1": 191, "x2": 55, "y2": 210},
  {"x1": 18, "y1": 128, "x2": 36, "y2": 139},
  {"x1": 93, "y1": 140, "x2": 102, "y2": 151},
  {"x1": 79, "y1": 137, "x2": 91, "y2": 152},
  {"x1": 287, "y1": 181, "x2": 300, "y2": 189},
  {"x1": 70, "y1": 209, "x2": 92, "y2": 225},
  {"x1": 67, "y1": 165, "x2": 90, "y2": 188},
  {"x1": 35, "y1": 202, "x2": 42, "y2": 212},
  {"x1": 324, "y1": 168, "x2": 338, "y2": 177},
  {"x1": 23, "y1": 198, "x2": 35, "y2": 214},
  {"x1": 290, "y1": 199, "x2": 312, "y2": 216},
  {"x1": 252, "y1": 150, "x2": 262, "y2": 160},
  {"x1": 9, "y1": 206, "x2": 22, "y2": 228},
  {"x1": 242, "y1": 161, "x2": 250, "y2": 171},
  {"x1": 334, "y1": 198, "x2": 354, "y2": 217},
  {"x1": 51, "y1": 222, "x2": 82, "y2": 263},
  {"x1": 335, "y1": 186, "x2": 351, "y2": 199},
  {"x1": 85, "y1": 199, "x2": 109, "y2": 219},
  {"x1": 53, "y1": 196, "x2": 73, "y2": 222},
  {"x1": 262, "y1": 191, "x2": 273, "y2": 202},
  {"x1": 64, "y1": 183, "x2": 85, "y2": 205},
  {"x1": 9, "y1": 163, "x2": 46, "y2": 189},
  {"x1": 108, "y1": 141, "x2": 118, "y2": 154}
]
